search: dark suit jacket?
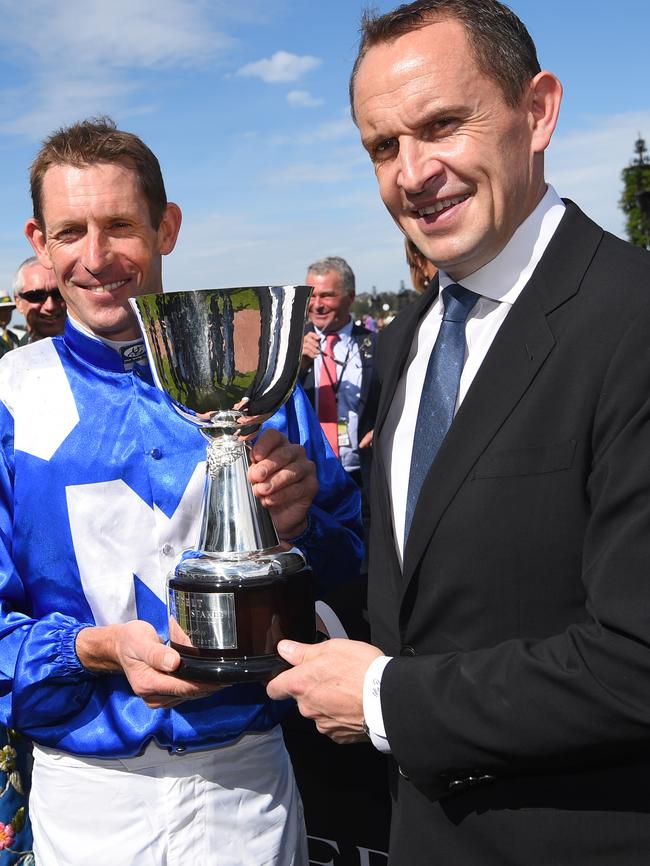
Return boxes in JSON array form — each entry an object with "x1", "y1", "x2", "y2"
[{"x1": 369, "y1": 201, "x2": 650, "y2": 865}]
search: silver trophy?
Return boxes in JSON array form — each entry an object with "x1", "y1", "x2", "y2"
[{"x1": 130, "y1": 286, "x2": 315, "y2": 683}]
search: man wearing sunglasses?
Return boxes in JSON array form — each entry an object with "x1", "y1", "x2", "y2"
[{"x1": 13, "y1": 256, "x2": 66, "y2": 344}]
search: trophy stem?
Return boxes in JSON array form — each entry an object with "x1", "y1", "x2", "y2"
[{"x1": 198, "y1": 434, "x2": 280, "y2": 555}]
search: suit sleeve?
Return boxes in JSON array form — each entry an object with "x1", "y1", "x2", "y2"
[{"x1": 380, "y1": 299, "x2": 650, "y2": 794}]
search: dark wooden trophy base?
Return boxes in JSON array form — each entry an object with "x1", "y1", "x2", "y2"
[{"x1": 169, "y1": 565, "x2": 315, "y2": 684}]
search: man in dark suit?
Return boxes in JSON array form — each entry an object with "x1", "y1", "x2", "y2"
[
  {"x1": 299, "y1": 256, "x2": 376, "y2": 490},
  {"x1": 268, "y1": 1, "x2": 650, "y2": 864}
]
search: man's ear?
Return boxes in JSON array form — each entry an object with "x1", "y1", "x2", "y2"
[
  {"x1": 528, "y1": 70, "x2": 563, "y2": 154},
  {"x1": 157, "y1": 203, "x2": 182, "y2": 256},
  {"x1": 24, "y1": 218, "x2": 54, "y2": 269}
]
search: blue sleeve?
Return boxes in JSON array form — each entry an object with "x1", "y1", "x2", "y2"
[
  {"x1": 262, "y1": 385, "x2": 364, "y2": 596},
  {"x1": 0, "y1": 404, "x2": 97, "y2": 731}
]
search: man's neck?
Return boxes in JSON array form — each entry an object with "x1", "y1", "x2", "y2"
[
  {"x1": 439, "y1": 185, "x2": 565, "y2": 303},
  {"x1": 67, "y1": 315, "x2": 143, "y2": 348}
]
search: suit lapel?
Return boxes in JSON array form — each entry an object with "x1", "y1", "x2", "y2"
[
  {"x1": 401, "y1": 200, "x2": 604, "y2": 584},
  {"x1": 351, "y1": 326, "x2": 375, "y2": 410},
  {"x1": 374, "y1": 287, "x2": 439, "y2": 439},
  {"x1": 402, "y1": 290, "x2": 555, "y2": 580}
]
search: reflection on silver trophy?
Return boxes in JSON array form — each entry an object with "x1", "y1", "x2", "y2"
[{"x1": 130, "y1": 286, "x2": 315, "y2": 683}]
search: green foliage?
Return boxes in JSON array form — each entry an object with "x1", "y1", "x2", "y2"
[
  {"x1": 351, "y1": 289, "x2": 417, "y2": 321},
  {"x1": 12, "y1": 806, "x2": 26, "y2": 833},
  {"x1": 620, "y1": 137, "x2": 650, "y2": 249}
]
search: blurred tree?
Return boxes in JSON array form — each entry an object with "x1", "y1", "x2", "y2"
[
  {"x1": 351, "y1": 287, "x2": 418, "y2": 322},
  {"x1": 620, "y1": 136, "x2": 650, "y2": 248}
]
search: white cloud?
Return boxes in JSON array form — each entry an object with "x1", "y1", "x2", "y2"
[
  {"x1": 0, "y1": 0, "x2": 234, "y2": 139},
  {"x1": 236, "y1": 51, "x2": 321, "y2": 84},
  {"x1": 0, "y1": 0, "x2": 230, "y2": 69},
  {"x1": 267, "y1": 113, "x2": 357, "y2": 147},
  {"x1": 261, "y1": 147, "x2": 368, "y2": 186},
  {"x1": 297, "y1": 116, "x2": 357, "y2": 144},
  {"x1": 263, "y1": 162, "x2": 355, "y2": 185},
  {"x1": 0, "y1": 74, "x2": 138, "y2": 139},
  {"x1": 287, "y1": 90, "x2": 324, "y2": 109},
  {"x1": 547, "y1": 109, "x2": 650, "y2": 238}
]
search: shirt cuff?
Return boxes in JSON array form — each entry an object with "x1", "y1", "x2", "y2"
[
  {"x1": 66, "y1": 622, "x2": 100, "y2": 676},
  {"x1": 362, "y1": 654, "x2": 393, "y2": 754}
]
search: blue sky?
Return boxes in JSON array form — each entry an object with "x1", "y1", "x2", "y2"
[{"x1": 1, "y1": 0, "x2": 649, "y2": 299}]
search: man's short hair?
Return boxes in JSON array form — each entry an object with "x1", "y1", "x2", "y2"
[
  {"x1": 306, "y1": 256, "x2": 356, "y2": 297},
  {"x1": 12, "y1": 256, "x2": 39, "y2": 295},
  {"x1": 349, "y1": 0, "x2": 541, "y2": 118},
  {"x1": 30, "y1": 116, "x2": 168, "y2": 232}
]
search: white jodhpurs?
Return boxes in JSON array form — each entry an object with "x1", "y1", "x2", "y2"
[{"x1": 30, "y1": 725, "x2": 307, "y2": 866}]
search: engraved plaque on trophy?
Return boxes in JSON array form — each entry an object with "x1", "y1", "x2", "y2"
[{"x1": 130, "y1": 286, "x2": 315, "y2": 683}]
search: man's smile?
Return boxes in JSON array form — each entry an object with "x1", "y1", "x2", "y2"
[
  {"x1": 73, "y1": 279, "x2": 130, "y2": 294},
  {"x1": 416, "y1": 193, "x2": 471, "y2": 217}
]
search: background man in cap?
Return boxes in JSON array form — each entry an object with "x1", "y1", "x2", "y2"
[{"x1": 0, "y1": 293, "x2": 18, "y2": 358}]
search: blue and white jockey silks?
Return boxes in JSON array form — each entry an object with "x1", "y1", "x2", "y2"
[{"x1": 0, "y1": 320, "x2": 362, "y2": 757}]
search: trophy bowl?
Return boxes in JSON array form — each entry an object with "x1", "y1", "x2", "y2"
[{"x1": 130, "y1": 285, "x2": 316, "y2": 683}]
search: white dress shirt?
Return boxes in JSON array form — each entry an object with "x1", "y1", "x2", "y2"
[
  {"x1": 312, "y1": 317, "x2": 365, "y2": 473},
  {"x1": 363, "y1": 185, "x2": 566, "y2": 752}
]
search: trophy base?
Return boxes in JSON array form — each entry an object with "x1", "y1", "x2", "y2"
[
  {"x1": 168, "y1": 563, "x2": 315, "y2": 684},
  {"x1": 175, "y1": 652, "x2": 290, "y2": 684}
]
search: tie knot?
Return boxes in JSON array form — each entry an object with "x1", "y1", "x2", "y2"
[
  {"x1": 325, "y1": 333, "x2": 339, "y2": 349},
  {"x1": 442, "y1": 283, "x2": 479, "y2": 323}
]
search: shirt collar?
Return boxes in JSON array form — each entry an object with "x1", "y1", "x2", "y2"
[
  {"x1": 63, "y1": 316, "x2": 150, "y2": 375},
  {"x1": 314, "y1": 317, "x2": 353, "y2": 341},
  {"x1": 438, "y1": 185, "x2": 566, "y2": 305}
]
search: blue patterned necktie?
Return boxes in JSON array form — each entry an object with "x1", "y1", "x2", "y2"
[{"x1": 404, "y1": 283, "x2": 479, "y2": 543}]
